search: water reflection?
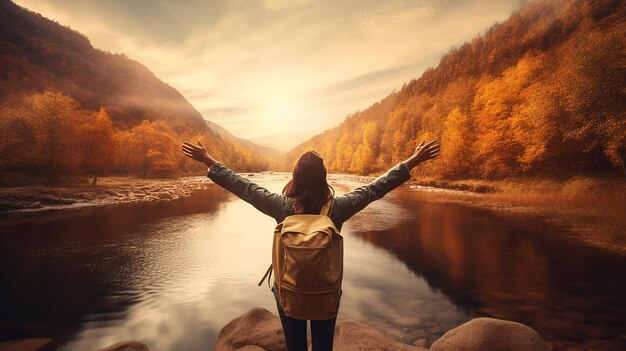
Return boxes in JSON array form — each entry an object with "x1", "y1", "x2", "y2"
[
  {"x1": 0, "y1": 187, "x2": 230, "y2": 348},
  {"x1": 351, "y1": 190, "x2": 626, "y2": 350}
]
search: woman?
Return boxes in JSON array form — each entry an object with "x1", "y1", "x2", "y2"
[{"x1": 182, "y1": 139, "x2": 439, "y2": 351}]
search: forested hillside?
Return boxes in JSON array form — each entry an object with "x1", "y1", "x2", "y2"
[
  {"x1": 286, "y1": 0, "x2": 625, "y2": 179},
  {"x1": 0, "y1": 0, "x2": 269, "y2": 182},
  {"x1": 0, "y1": 0, "x2": 205, "y2": 132}
]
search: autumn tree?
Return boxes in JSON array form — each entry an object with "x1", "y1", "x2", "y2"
[
  {"x1": 471, "y1": 55, "x2": 543, "y2": 178},
  {"x1": 80, "y1": 107, "x2": 117, "y2": 185},
  {"x1": 0, "y1": 103, "x2": 35, "y2": 171},
  {"x1": 117, "y1": 120, "x2": 179, "y2": 178},
  {"x1": 508, "y1": 77, "x2": 573, "y2": 174},
  {"x1": 362, "y1": 120, "x2": 381, "y2": 173},
  {"x1": 557, "y1": 26, "x2": 626, "y2": 173},
  {"x1": 440, "y1": 108, "x2": 474, "y2": 178},
  {"x1": 19, "y1": 91, "x2": 88, "y2": 178}
]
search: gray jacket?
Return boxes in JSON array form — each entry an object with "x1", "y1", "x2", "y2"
[{"x1": 207, "y1": 162, "x2": 412, "y2": 231}]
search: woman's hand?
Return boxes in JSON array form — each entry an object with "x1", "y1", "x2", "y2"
[
  {"x1": 404, "y1": 139, "x2": 440, "y2": 169},
  {"x1": 182, "y1": 140, "x2": 216, "y2": 168}
]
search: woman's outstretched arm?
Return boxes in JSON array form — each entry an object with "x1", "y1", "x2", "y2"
[
  {"x1": 333, "y1": 139, "x2": 439, "y2": 223},
  {"x1": 182, "y1": 140, "x2": 289, "y2": 222}
]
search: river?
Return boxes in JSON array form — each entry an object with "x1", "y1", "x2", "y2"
[{"x1": 1, "y1": 173, "x2": 625, "y2": 350}]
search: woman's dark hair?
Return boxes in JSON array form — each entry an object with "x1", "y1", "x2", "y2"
[{"x1": 283, "y1": 151, "x2": 335, "y2": 214}]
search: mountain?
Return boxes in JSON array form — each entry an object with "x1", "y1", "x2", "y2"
[
  {"x1": 204, "y1": 119, "x2": 283, "y2": 158},
  {"x1": 0, "y1": 0, "x2": 212, "y2": 133},
  {"x1": 249, "y1": 129, "x2": 315, "y2": 157},
  {"x1": 0, "y1": 0, "x2": 273, "y2": 178},
  {"x1": 286, "y1": 0, "x2": 625, "y2": 178}
]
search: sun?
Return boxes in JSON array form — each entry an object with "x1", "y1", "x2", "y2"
[{"x1": 261, "y1": 95, "x2": 300, "y2": 132}]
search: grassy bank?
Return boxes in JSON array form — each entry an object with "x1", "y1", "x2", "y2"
[{"x1": 407, "y1": 176, "x2": 626, "y2": 255}]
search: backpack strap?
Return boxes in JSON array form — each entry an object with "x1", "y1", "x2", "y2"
[
  {"x1": 258, "y1": 264, "x2": 273, "y2": 289},
  {"x1": 320, "y1": 199, "x2": 331, "y2": 216}
]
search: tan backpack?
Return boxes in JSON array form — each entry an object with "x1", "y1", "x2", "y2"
[{"x1": 258, "y1": 200, "x2": 343, "y2": 320}]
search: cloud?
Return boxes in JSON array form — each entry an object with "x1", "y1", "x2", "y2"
[{"x1": 14, "y1": 0, "x2": 522, "y2": 151}]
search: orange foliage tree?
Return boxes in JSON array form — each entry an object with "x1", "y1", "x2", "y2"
[
  {"x1": 15, "y1": 91, "x2": 87, "y2": 178},
  {"x1": 81, "y1": 107, "x2": 117, "y2": 185},
  {"x1": 440, "y1": 108, "x2": 474, "y2": 178},
  {"x1": 116, "y1": 120, "x2": 179, "y2": 178}
]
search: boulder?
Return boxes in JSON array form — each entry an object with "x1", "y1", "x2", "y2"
[
  {"x1": 215, "y1": 307, "x2": 426, "y2": 351},
  {"x1": 333, "y1": 320, "x2": 424, "y2": 351},
  {"x1": 215, "y1": 307, "x2": 286, "y2": 351},
  {"x1": 96, "y1": 341, "x2": 150, "y2": 351},
  {"x1": 429, "y1": 317, "x2": 548, "y2": 351},
  {"x1": 0, "y1": 338, "x2": 54, "y2": 351}
]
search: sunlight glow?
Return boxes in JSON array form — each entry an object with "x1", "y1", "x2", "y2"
[{"x1": 261, "y1": 95, "x2": 300, "y2": 133}]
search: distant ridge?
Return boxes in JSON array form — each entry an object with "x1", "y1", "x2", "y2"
[{"x1": 204, "y1": 119, "x2": 283, "y2": 158}]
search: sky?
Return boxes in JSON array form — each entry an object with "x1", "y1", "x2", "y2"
[{"x1": 15, "y1": 0, "x2": 522, "y2": 151}]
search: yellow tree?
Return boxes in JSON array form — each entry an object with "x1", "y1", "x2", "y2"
[
  {"x1": 350, "y1": 143, "x2": 367, "y2": 175},
  {"x1": 81, "y1": 107, "x2": 117, "y2": 185},
  {"x1": 123, "y1": 120, "x2": 179, "y2": 178},
  {"x1": 333, "y1": 132, "x2": 354, "y2": 172},
  {"x1": 508, "y1": 77, "x2": 574, "y2": 174},
  {"x1": 20, "y1": 91, "x2": 87, "y2": 178},
  {"x1": 471, "y1": 55, "x2": 543, "y2": 178},
  {"x1": 362, "y1": 120, "x2": 380, "y2": 173},
  {"x1": 440, "y1": 108, "x2": 474, "y2": 178},
  {"x1": 114, "y1": 130, "x2": 133, "y2": 174}
]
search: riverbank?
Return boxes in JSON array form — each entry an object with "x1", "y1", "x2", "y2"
[
  {"x1": 1, "y1": 174, "x2": 623, "y2": 255},
  {"x1": 0, "y1": 176, "x2": 214, "y2": 213},
  {"x1": 406, "y1": 176, "x2": 626, "y2": 255}
]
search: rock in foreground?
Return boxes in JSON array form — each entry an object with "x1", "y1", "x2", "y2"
[
  {"x1": 96, "y1": 341, "x2": 150, "y2": 351},
  {"x1": 216, "y1": 307, "x2": 424, "y2": 350},
  {"x1": 216, "y1": 307, "x2": 549, "y2": 351},
  {"x1": 215, "y1": 307, "x2": 291, "y2": 351},
  {"x1": 332, "y1": 319, "x2": 424, "y2": 351},
  {"x1": 430, "y1": 318, "x2": 549, "y2": 351},
  {"x1": 0, "y1": 338, "x2": 54, "y2": 351}
]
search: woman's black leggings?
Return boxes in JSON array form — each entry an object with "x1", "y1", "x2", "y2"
[{"x1": 273, "y1": 289, "x2": 337, "y2": 351}]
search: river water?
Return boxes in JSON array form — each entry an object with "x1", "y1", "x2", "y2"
[{"x1": 1, "y1": 173, "x2": 625, "y2": 350}]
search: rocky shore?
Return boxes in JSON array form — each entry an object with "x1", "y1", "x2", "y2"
[
  {"x1": 0, "y1": 176, "x2": 212, "y2": 213},
  {"x1": 0, "y1": 307, "x2": 547, "y2": 351},
  {"x1": 214, "y1": 307, "x2": 549, "y2": 351}
]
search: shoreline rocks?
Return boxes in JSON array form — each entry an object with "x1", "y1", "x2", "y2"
[
  {"x1": 215, "y1": 307, "x2": 549, "y2": 351},
  {"x1": 0, "y1": 176, "x2": 213, "y2": 213},
  {"x1": 0, "y1": 338, "x2": 54, "y2": 351},
  {"x1": 0, "y1": 309, "x2": 550, "y2": 351}
]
